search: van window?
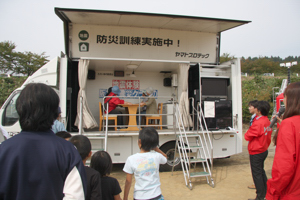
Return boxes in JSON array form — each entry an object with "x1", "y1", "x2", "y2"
[{"x1": 2, "y1": 92, "x2": 20, "y2": 126}]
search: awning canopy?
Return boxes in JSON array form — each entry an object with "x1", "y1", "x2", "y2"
[{"x1": 55, "y1": 8, "x2": 250, "y2": 34}]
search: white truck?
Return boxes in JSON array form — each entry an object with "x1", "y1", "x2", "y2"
[{"x1": 0, "y1": 8, "x2": 250, "y2": 171}]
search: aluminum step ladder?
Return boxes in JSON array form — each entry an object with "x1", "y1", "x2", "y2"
[{"x1": 172, "y1": 103, "x2": 214, "y2": 189}]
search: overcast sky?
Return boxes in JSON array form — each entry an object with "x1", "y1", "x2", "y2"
[{"x1": 0, "y1": 0, "x2": 299, "y2": 60}]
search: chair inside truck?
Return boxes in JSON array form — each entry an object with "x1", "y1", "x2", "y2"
[
  {"x1": 99, "y1": 102, "x2": 117, "y2": 131},
  {"x1": 145, "y1": 103, "x2": 163, "y2": 130}
]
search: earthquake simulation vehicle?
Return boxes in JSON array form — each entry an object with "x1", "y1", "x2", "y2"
[{"x1": 0, "y1": 8, "x2": 250, "y2": 179}]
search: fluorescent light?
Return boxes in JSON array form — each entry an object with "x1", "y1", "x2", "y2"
[{"x1": 127, "y1": 64, "x2": 138, "y2": 69}]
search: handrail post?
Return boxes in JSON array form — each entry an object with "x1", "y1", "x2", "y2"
[
  {"x1": 198, "y1": 102, "x2": 213, "y2": 168},
  {"x1": 101, "y1": 96, "x2": 109, "y2": 151},
  {"x1": 104, "y1": 101, "x2": 109, "y2": 151},
  {"x1": 138, "y1": 96, "x2": 141, "y2": 129},
  {"x1": 79, "y1": 96, "x2": 83, "y2": 135},
  {"x1": 188, "y1": 97, "x2": 194, "y2": 131}
]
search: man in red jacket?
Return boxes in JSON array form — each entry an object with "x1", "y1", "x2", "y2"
[{"x1": 245, "y1": 101, "x2": 272, "y2": 200}]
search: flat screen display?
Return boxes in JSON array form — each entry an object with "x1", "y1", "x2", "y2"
[{"x1": 201, "y1": 78, "x2": 229, "y2": 96}]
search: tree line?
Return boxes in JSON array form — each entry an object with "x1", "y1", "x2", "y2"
[
  {"x1": 0, "y1": 41, "x2": 48, "y2": 76},
  {"x1": 220, "y1": 53, "x2": 300, "y2": 75}
]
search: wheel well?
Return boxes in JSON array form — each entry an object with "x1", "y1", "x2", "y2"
[
  {"x1": 160, "y1": 141, "x2": 176, "y2": 149},
  {"x1": 159, "y1": 140, "x2": 182, "y2": 172},
  {"x1": 160, "y1": 140, "x2": 188, "y2": 150}
]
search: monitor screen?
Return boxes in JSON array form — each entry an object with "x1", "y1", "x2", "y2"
[{"x1": 201, "y1": 78, "x2": 229, "y2": 96}]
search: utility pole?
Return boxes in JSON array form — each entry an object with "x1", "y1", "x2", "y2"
[{"x1": 280, "y1": 61, "x2": 298, "y2": 84}]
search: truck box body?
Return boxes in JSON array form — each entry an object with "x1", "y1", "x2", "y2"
[{"x1": 0, "y1": 8, "x2": 250, "y2": 170}]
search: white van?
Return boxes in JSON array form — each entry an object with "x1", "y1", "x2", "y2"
[{"x1": 0, "y1": 8, "x2": 250, "y2": 171}]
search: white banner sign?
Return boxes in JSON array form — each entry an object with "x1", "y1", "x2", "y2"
[{"x1": 70, "y1": 24, "x2": 217, "y2": 62}]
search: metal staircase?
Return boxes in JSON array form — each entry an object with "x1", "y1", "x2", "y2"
[{"x1": 172, "y1": 103, "x2": 214, "y2": 189}]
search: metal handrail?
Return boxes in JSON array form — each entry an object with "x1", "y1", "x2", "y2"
[
  {"x1": 104, "y1": 103, "x2": 109, "y2": 150},
  {"x1": 173, "y1": 103, "x2": 190, "y2": 185},
  {"x1": 102, "y1": 96, "x2": 176, "y2": 130},
  {"x1": 188, "y1": 97, "x2": 195, "y2": 131},
  {"x1": 79, "y1": 96, "x2": 83, "y2": 135},
  {"x1": 196, "y1": 102, "x2": 213, "y2": 169}
]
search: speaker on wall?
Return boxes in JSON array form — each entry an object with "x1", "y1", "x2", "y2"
[
  {"x1": 164, "y1": 78, "x2": 171, "y2": 86},
  {"x1": 88, "y1": 70, "x2": 95, "y2": 80}
]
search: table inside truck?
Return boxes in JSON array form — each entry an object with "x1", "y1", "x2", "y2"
[{"x1": 118, "y1": 104, "x2": 140, "y2": 131}]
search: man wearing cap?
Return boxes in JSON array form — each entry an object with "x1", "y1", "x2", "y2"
[
  {"x1": 52, "y1": 107, "x2": 67, "y2": 134},
  {"x1": 104, "y1": 86, "x2": 132, "y2": 128},
  {"x1": 137, "y1": 87, "x2": 158, "y2": 125}
]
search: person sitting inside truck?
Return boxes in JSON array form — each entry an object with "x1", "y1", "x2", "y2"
[
  {"x1": 52, "y1": 107, "x2": 67, "y2": 134},
  {"x1": 136, "y1": 87, "x2": 158, "y2": 126},
  {"x1": 104, "y1": 86, "x2": 132, "y2": 129}
]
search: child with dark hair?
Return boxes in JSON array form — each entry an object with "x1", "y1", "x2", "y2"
[
  {"x1": 245, "y1": 100, "x2": 272, "y2": 200},
  {"x1": 123, "y1": 127, "x2": 167, "y2": 200},
  {"x1": 90, "y1": 151, "x2": 122, "y2": 200},
  {"x1": 69, "y1": 135, "x2": 102, "y2": 200},
  {"x1": 56, "y1": 131, "x2": 72, "y2": 140}
]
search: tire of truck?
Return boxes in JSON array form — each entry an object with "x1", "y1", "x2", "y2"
[{"x1": 159, "y1": 141, "x2": 182, "y2": 172}]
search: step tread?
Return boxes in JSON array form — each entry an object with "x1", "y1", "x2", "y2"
[
  {"x1": 179, "y1": 145, "x2": 202, "y2": 149},
  {"x1": 178, "y1": 134, "x2": 200, "y2": 137},
  {"x1": 190, "y1": 171, "x2": 210, "y2": 177},
  {"x1": 190, "y1": 158, "x2": 206, "y2": 162}
]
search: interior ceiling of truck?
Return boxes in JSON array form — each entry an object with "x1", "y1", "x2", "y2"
[{"x1": 87, "y1": 59, "x2": 188, "y2": 72}]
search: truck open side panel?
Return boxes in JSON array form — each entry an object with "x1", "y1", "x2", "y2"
[
  {"x1": 57, "y1": 9, "x2": 248, "y2": 164},
  {"x1": 0, "y1": 8, "x2": 249, "y2": 168}
]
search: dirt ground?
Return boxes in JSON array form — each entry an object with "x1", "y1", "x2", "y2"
[{"x1": 111, "y1": 126, "x2": 276, "y2": 200}]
